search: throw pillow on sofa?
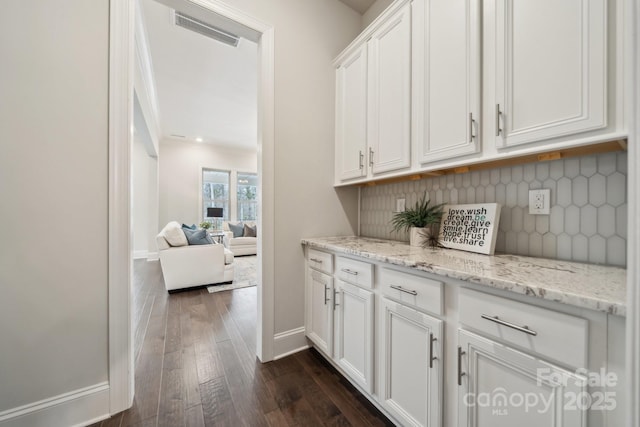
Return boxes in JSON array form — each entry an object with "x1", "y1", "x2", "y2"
[
  {"x1": 161, "y1": 221, "x2": 188, "y2": 247},
  {"x1": 228, "y1": 222, "x2": 244, "y2": 238},
  {"x1": 243, "y1": 223, "x2": 257, "y2": 237},
  {"x1": 182, "y1": 227, "x2": 214, "y2": 245},
  {"x1": 182, "y1": 223, "x2": 197, "y2": 230}
]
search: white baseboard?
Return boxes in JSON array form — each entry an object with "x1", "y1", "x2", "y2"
[
  {"x1": 273, "y1": 327, "x2": 308, "y2": 360},
  {"x1": 0, "y1": 382, "x2": 110, "y2": 427},
  {"x1": 133, "y1": 250, "x2": 148, "y2": 259},
  {"x1": 146, "y1": 251, "x2": 159, "y2": 261}
]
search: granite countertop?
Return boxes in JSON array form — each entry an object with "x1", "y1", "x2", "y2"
[{"x1": 301, "y1": 236, "x2": 627, "y2": 316}]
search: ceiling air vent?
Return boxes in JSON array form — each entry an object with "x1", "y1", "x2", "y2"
[{"x1": 174, "y1": 11, "x2": 240, "y2": 47}]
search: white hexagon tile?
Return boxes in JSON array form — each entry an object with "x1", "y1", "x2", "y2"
[{"x1": 360, "y1": 152, "x2": 628, "y2": 266}]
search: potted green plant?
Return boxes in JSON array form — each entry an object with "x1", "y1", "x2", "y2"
[
  {"x1": 199, "y1": 221, "x2": 211, "y2": 230},
  {"x1": 391, "y1": 194, "x2": 444, "y2": 247}
]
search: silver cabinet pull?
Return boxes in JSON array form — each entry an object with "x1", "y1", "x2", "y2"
[
  {"x1": 310, "y1": 258, "x2": 323, "y2": 263},
  {"x1": 324, "y1": 285, "x2": 330, "y2": 305},
  {"x1": 469, "y1": 112, "x2": 476, "y2": 142},
  {"x1": 369, "y1": 147, "x2": 374, "y2": 167},
  {"x1": 341, "y1": 268, "x2": 359, "y2": 276},
  {"x1": 333, "y1": 289, "x2": 339, "y2": 311},
  {"x1": 390, "y1": 285, "x2": 417, "y2": 296},
  {"x1": 458, "y1": 346, "x2": 466, "y2": 386},
  {"x1": 429, "y1": 333, "x2": 437, "y2": 368},
  {"x1": 495, "y1": 104, "x2": 502, "y2": 136},
  {"x1": 481, "y1": 314, "x2": 537, "y2": 336},
  {"x1": 359, "y1": 150, "x2": 364, "y2": 170}
]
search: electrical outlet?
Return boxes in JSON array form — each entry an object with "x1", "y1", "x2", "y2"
[{"x1": 529, "y1": 189, "x2": 550, "y2": 215}]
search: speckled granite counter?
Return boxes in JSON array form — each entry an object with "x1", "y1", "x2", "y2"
[{"x1": 301, "y1": 236, "x2": 627, "y2": 316}]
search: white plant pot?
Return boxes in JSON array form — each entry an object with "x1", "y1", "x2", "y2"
[{"x1": 409, "y1": 227, "x2": 425, "y2": 247}]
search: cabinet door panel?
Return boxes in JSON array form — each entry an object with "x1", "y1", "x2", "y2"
[
  {"x1": 336, "y1": 45, "x2": 368, "y2": 181},
  {"x1": 368, "y1": 3, "x2": 411, "y2": 174},
  {"x1": 495, "y1": 0, "x2": 606, "y2": 148},
  {"x1": 335, "y1": 281, "x2": 374, "y2": 393},
  {"x1": 414, "y1": 0, "x2": 481, "y2": 163},
  {"x1": 379, "y1": 298, "x2": 442, "y2": 427},
  {"x1": 458, "y1": 329, "x2": 586, "y2": 427},
  {"x1": 306, "y1": 269, "x2": 333, "y2": 356}
]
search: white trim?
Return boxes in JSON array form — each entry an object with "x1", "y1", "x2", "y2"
[
  {"x1": 147, "y1": 251, "x2": 159, "y2": 261},
  {"x1": 0, "y1": 383, "x2": 109, "y2": 427},
  {"x1": 133, "y1": 250, "x2": 148, "y2": 259},
  {"x1": 626, "y1": 0, "x2": 639, "y2": 425},
  {"x1": 108, "y1": 0, "x2": 135, "y2": 415},
  {"x1": 273, "y1": 327, "x2": 309, "y2": 360}
]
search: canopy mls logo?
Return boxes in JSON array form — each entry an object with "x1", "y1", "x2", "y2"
[{"x1": 463, "y1": 368, "x2": 618, "y2": 416}]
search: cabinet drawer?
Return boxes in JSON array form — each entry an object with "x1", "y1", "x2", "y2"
[
  {"x1": 336, "y1": 256, "x2": 373, "y2": 289},
  {"x1": 308, "y1": 249, "x2": 333, "y2": 274},
  {"x1": 379, "y1": 268, "x2": 443, "y2": 316},
  {"x1": 459, "y1": 288, "x2": 588, "y2": 368}
]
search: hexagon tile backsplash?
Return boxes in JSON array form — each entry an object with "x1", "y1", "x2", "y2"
[{"x1": 360, "y1": 151, "x2": 627, "y2": 266}]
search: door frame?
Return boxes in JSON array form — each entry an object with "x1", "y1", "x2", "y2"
[
  {"x1": 108, "y1": 0, "x2": 275, "y2": 414},
  {"x1": 627, "y1": 0, "x2": 640, "y2": 425}
]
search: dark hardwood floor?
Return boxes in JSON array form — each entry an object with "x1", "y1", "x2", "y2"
[{"x1": 90, "y1": 259, "x2": 392, "y2": 427}]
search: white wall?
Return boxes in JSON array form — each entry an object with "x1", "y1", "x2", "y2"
[
  {"x1": 159, "y1": 139, "x2": 257, "y2": 228},
  {"x1": 362, "y1": 0, "x2": 393, "y2": 28},
  {"x1": 0, "y1": 0, "x2": 109, "y2": 414},
  {"x1": 215, "y1": 0, "x2": 362, "y2": 338},
  {"x1": 132, "y1": 135, "x2": 159, "y2": 259}
]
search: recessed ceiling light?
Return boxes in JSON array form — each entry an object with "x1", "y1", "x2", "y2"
[{"x1": 195, "y1": 137, "x2": 203, "y2": 142}]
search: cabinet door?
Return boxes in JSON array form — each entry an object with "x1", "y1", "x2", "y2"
[
  {"x1": 457, "y1": 329, "x2": 587, "y2": 427},
  {"x1": 495, "y1": 0, "x2": 607, "y2": 148},
  {"x1": 306, "y1": 269, "x2": 333, "y2": 356},
  {"x1": 379, "y1": 297, "x2": 442, "y2": 427},
  {"x1": 336, "y1": 45, "x2": 368, "y2": 181},
  {"x1": 334, "y1": 281, "x2": 374, "y2": 393},
  {"x1": 413, "y1": 0, "x2": 481, "y2": 164},
  {"x1": 368, "y1": 3, "x2": 412, "y2": 175}
]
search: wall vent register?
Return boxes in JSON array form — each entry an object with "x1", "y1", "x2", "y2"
[{"x1": 173, "y1": 11, "x2": 240, "y2": 47}]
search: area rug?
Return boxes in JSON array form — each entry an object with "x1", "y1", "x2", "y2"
[{"x1": 207, "y1": 255, "x2": 257, "y2": 293}]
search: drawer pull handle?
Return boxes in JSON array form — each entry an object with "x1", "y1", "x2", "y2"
[
  {"x1": 341, "y1": 268, "x2": 359, "y2": 276},
  {"x1": 458, "y1": 346, "x2": 466, "y2": 386},
  {"x1": 390, "y1": 285, "x2": 418, "y2": 296},
  {"x1": 481, "y1": 314, "x2": 538, "y2": 336},
  {"x1": 310, "y1": 258, "x2": 323, "y2": 263},
  {"x1": 429, "y1": 333, "x2": 437, "y2": 368}
]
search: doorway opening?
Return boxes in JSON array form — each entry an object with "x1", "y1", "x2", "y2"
[{"x1": 109, "y1": 0, "x2": 275, "y2": 414}]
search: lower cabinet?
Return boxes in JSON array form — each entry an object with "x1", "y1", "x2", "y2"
[
  {"x1": 379, "y1": 297, "x2": 443, "y2": 427},
  {"x1": 334, "y1": 280, "x2": 375, "y2": 393},
  {"x1": 457, "y1": 329, "x2": 586, "y2": 427},
  {"x1": 306, "y1": 268, "x2": 333, "y2": 356}
]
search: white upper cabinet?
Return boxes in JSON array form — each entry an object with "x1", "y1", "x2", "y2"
[
  {"x1": 367, "y1": 2, "x2": 412, "y2": 174},
  {"x1": 336, "y1": 45, "x2": 368, "y2": 181},
  {"x1": 494, "y1": 0, "x2": 607, "y2": 149},
  {"x1": 413, "y1": 0, "x2": 482, "y2": 164},
  {"x1": 334, "y1": 0, "x2": 412, "y2": 183}
]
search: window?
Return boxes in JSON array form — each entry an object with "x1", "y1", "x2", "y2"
[
  {"x1": 202, "y1": 169, "x2": 230, "y2": 223},
  {"x1": 237, "y1": 172, "x2": 257, "y2": 221}
]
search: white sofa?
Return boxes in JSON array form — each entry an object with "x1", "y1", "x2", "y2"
[
  {"x1": 222, "y1": 221, "x2": 257, "y2": 256},
  {"x1": 156, "y1": 222, "x2": 235, "y2": 291}
]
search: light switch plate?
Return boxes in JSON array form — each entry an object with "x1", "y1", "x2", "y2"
[
  {"x1": 396, "y1": 198, "x2": 406, "y2": 212},
  {"x1": 529, "y1": 189, "x2": 550, "y2": 215}
]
